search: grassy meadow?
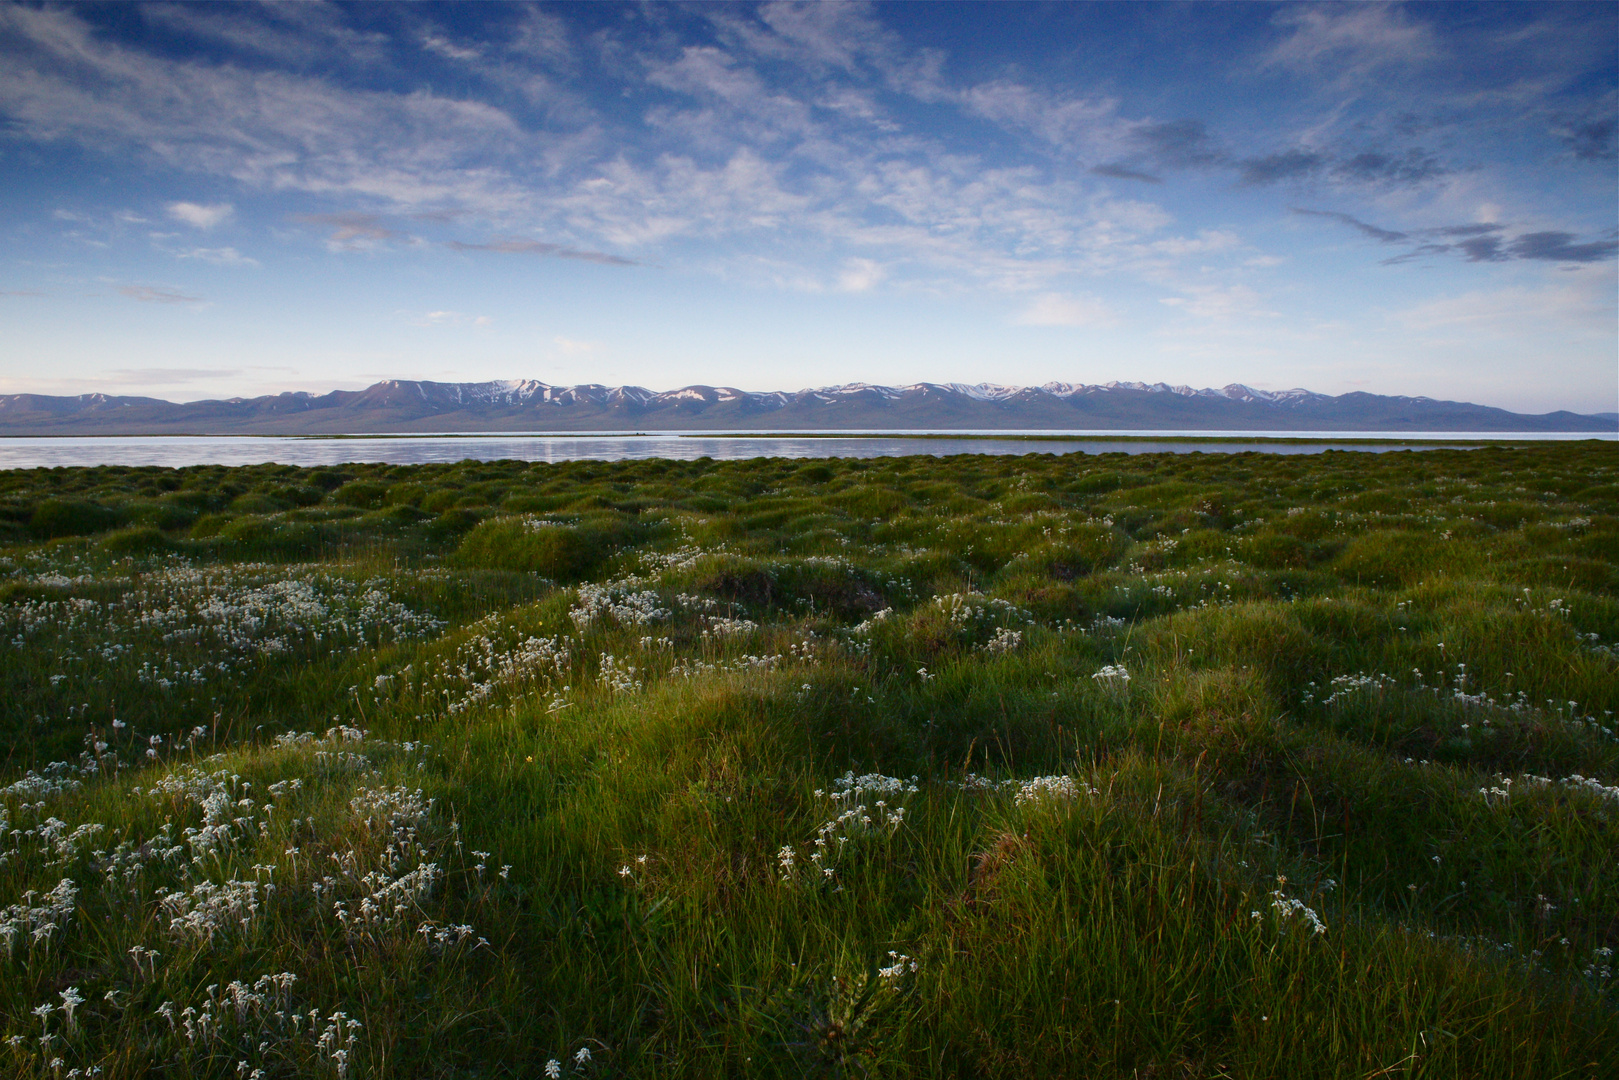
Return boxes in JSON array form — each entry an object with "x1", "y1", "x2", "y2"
[{"x1": 0, "y1": 443, "x2": 1616, "y2": 1078}]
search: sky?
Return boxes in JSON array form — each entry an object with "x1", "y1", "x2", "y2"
[{"x1": 0, "y1": 1, "x2": 1615, "y2": 415}]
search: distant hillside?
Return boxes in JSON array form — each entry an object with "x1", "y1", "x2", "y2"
[{"x1": 0, "y1": 379, "x2": 1612, "y2": 435}]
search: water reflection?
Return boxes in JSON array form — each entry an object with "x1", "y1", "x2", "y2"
[{"x1": 0, "y1": 432, "x2": 1598, "y2": 469}]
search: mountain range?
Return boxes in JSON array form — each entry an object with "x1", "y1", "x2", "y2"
[{"x1": 0, "y1": 379, "x2": 1613, "y2": 435}]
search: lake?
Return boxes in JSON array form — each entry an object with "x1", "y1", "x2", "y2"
[{"x1": 0, "y1": 431, "x2": 1610, "y2": 469}]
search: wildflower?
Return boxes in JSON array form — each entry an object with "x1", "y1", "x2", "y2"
[
  {"x1": 574, "y1": 1047, "x2": 592, "y2": 1065},
  {"x1": 545, "y1": 1061, "x2": 562, "y2": 1079},
  {"x1": 59, "y1": 987, "x2": 84, "y2": 1032}
]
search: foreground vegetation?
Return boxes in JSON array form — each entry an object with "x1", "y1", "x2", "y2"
[{"x1": 1, "y1": 443, "x2": 1616, "y2": 1078}]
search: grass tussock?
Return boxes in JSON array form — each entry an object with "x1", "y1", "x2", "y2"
[{"x1": 0, "y1": 443, "x2": 1616, "y2": 1077}]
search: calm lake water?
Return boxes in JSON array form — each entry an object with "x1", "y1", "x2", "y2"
[{"x1": 0, "y1": 431, "x2": 1610, "y2": 469}]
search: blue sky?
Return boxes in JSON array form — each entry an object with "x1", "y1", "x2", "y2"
[{"x1": 1, "y1": 1, "x2": 1614, "y2": 414}]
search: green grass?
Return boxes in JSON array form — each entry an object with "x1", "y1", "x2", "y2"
[{"x1": 0, "y1": 443, "x2": 1615, "y2": 1077}]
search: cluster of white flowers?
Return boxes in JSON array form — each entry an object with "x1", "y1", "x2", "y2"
[
  {"x1": 1482, "y1": 772, "x2": 1619, "y2": 807},
  {"x1": 1, "y1": 765, "x2": 85, "y2": 800},
  {"x1": 0, "y1": 713, "x2": 487, "y2": 1075},
  {"x1": 333, "y1": 863, "x2": 441, "y2": 938},
  {"x1": 1091, "y1": 664, "x2": 1131, "y2": 688},
  {"x1": 155, "y1": 972, "x2": 297, "y2": 1044},
  {"x1": 596, "y1": 653, "x2": 644, "y2": 694},
  {"x1": 1010, "y1": 775, "x2": 1097, "y2": 806},
  {"x1": 3, "y1": 564, "x2": 443, "y2": 662},
  {"x1": 640, "y1": 542, "x2": 715, "y2": 573},
  {"x1": 316, "y1": 1011, "x2": 364, "y2": 1079},
  {"x1": 1577, "y1": 631, "x2": 1619, "y2": 660},
  {"x1": 160, "y1": 878, "x2": 268, "y2": 944},
  {"x1": 416, "y1": 919, "x2": 487, "y2": 954},
  {"x1": 831, "y1": 772, "x2": 921, "y2": 802},
  {"x1": 571, "y1": 583, "x2": 670, "y2": 628},
  {"x1": 1301, "y1": 671, "x2": 1399, "y2": 708},
  {"x1": 141, "y1": 766, "x2": 270, "y2": 868},
  {"x1": 24, "y1": 984, "x2": 90, "y2": 1062},
  {"x1": 781, "y1": 773, "x2": 920, "y2": 885},
  {"x1": 982, "y1": 627, "x2": 1023, "y2": 655},
  {"x1": 934, "y1": 593, "x2": 1035, "y2": 629},
  {"x1": 848, "y1": 608, "x2": 892, "y2": 636},
  {"x1": 1560, "y1": 774, "x2": 1619, "y2": 804},
  {"x1": 1583, "y1": 945, "x2": 1614, "y2": 984},
  {"x1": 6, "y1": 815, "x2": 104, "y2": 870},
  {"x1": 956, "y1": 773, "x2": 1099, "y2": 807},
  {"x1": 704, "y1": 617, "x2": 759, "y2": 637},
  {"x1": 0, "y1": 878, "x2": 78, "y2": 958},
  {"x1": 877, "y1": 951, "x2": 919, "y2": 981},
  {"x1": 348, "y1": 784, "x2": 435, "y2": 839},
  {"x1": 1261, "y1": 885, "x2": 1329, "y2": 936},
  {"x1": 544, "y1": 1045, "x2": 595, "y2": 1077},
  {"x1": 436, "y1": 630, "x2": 572, "y2": 716},
  {"x1": 329, "y1": 785, "x2": 455, "y2": 945},
  {"x1": 669, "y1": 653, "x2": 785, "y2": 679}
]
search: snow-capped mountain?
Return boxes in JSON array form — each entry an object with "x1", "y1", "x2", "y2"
[{"x1": 0, "y1": 379, "x2": 1609, "y2": 434}]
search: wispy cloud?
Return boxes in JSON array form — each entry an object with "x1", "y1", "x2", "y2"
[
  {"x1": 1013, "y1": 293, "x2": 1116, "y2": 327},
  {"x1": 1291, "y1": 208, "x2": 1408, "y2": 243},
  {"x1": 1159, "y1": 284, "x2": 1276, "y2": 320},
  {"x1": 1090, "y1": 163, "x2": 1162, "y2": 184},
  {"x1": 1133, "y1": 119, "x2": 1224, "y2": 169},
  {"x1": 140, "y1": 1, "x2": 390, "y2": 68},
  {"x1": 444, "y1": 239, "x2": 635, "y2": 266},
  {"x1": 1552, "y1": 113, "x2": 1617, "y2": 162},
  {"x1": 1265, "y1": 5, "x2": 1437, "y2": 79},
  {"x1": 104, "y1": 366, "x2": 240, "y2": 383},
  {"x1": 176, "y1": 246, "x2": 258, "y2": 266},
  {"x1": 833, "y1": 258, "x2": 885, "y2": 293},
  {"x1": 292, "y1": 213, "x2": 411, "y2": 252},
  {"x1": 1508, "y1": 232, "x2": 1619, "y2": 264},
  {"x1": 117, "y1": 285, "x2": 204, "y2": 304},
  {"x1": 552, "y1": 336, "x2": 600, "y2": 356},
  {"x1": 167, "y1": 201, "x2": 233, "y2": 228},
  {"x1": 1295, "y1": 208, "x2": 1618, "y2": 265},
  {"x1": 1397, "y1": 277, "x2": 1615, "y2": 332},
  {"x1": 401, "y1": 310, "x2": 492, "y2": 328},
  {"x1": 1240, "y1": 150, "x2": 1325, "y2": 186},
  {"x1": 421, "y1": 34, "x2": 480, "y2": 63}
]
